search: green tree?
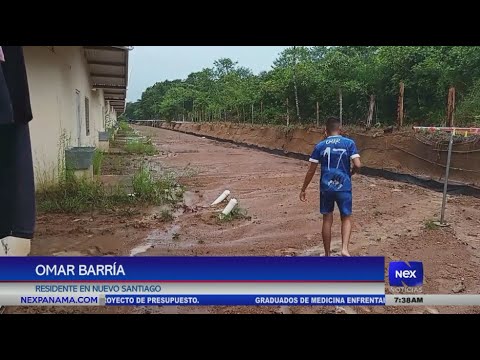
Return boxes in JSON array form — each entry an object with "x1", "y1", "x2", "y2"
[{"x1": 127, "y1": 47, "x2": 480, "y2": 126}]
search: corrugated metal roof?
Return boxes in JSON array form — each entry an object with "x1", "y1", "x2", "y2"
[{"x1": 83, "y1": 46, "x2": 131, "y2": 113}]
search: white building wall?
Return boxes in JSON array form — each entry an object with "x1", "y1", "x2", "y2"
[
  {"x1": 24, "y1": 46, "x2": 111, "y2": 185},
  {"x1": 104, "y1": 101, "x2": 118, "y2": 128},
  {"x1": 110, "y1": 104, "x2": 118, "y2": 124},
  {"x1": 90, "y1": 88, "x2": 106, "y2": 134}
]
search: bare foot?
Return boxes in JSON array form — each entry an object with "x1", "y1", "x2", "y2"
[{"x1": 341, "y1": 250, "x2": 350, "y2": 257}]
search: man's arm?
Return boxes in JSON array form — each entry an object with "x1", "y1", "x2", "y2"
[
  {"x1": 351, "y1": 157, "x2": 361, "y2": 175},
  {"x1": 300, "y1": 162, "x2": 318, "y2": 202},
  {"x1": 349, "y1": 141, "x2": 361, "y2": 175}
]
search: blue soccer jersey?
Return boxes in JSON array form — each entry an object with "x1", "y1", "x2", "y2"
[{"x1": 309, "y1": 135, "x2": 360, "y2": 192}]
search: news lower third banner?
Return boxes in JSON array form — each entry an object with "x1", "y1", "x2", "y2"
[{"x1": 0, "y1": 257, "x2": 385, "y2": 306}]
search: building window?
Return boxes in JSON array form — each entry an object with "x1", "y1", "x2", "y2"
[{"x1": 85, "y1": 97, "x2": 90, "y2": 136}]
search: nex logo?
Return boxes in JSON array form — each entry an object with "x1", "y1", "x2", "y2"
[
  {"x1": 388, "y1": 261, "x2": 423, "y2": 287},
  {"x1": 396, "y1": 270, "x2": 417, "y2": 278}
]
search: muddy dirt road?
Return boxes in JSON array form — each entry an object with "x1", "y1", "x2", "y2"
[{"x1": 7, "y1": 125, "x2": 480, "y2": 314}]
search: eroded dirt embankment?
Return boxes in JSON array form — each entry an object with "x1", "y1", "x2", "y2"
[{"x1": 154, "y1": 122, "x2": 480, "y2": 188}]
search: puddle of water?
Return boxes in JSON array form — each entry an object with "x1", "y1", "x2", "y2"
[
  {"x1": 183, "y1": 191, "x2": 195, "y2": 207},
  {"x1": 183, "y1": 190, "x2": 202, "y2": 208},
  {"x1": 129, "y1": 189, "x2": 200, "y2": 257},
  {"x1": 129, "y1": 244, "x2": 153, "y2": 257},
  {"x1": 130, "y1": 224, "x2": 181, "y2": 256}
]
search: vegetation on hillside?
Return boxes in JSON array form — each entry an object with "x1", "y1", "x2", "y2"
[{"x1": 125, "y1": 46, "x2": 480, "y2": 126}]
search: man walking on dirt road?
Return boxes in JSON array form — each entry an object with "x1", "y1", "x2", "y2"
[{"x1": 300, "y1": 117, "x2": 361, "y2": 256}]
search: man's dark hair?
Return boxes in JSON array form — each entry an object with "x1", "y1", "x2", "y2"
[{"x1": 326, "y1": 116, "x2": 341, "y2": 133}]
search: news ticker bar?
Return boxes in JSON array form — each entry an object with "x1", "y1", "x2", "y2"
[
  {"x1": 0, "y1": 282, "x2": 383, "y2": 306},
  {"x1": 1, "y1": 295, "x2": 384, "y2": 306},
  {"x1": 2, "y1": 295, "x2": 480, "y2": 306},
  {"x1": 0, "y1": 282, "x2": 385, "y2": 295}
]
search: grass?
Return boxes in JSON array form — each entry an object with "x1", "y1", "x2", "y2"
[
  {"x1": 116, "y1": 121, "x2": 158, "y2": 155},
  {"x1": 219, "y1": 206, "x2": 251, "y2": 222},
  {"x1": 116, "y1": 121, "x2": 136, "y2": 138},
  {"x1": 125, "y1": 139, "x2": 157, "y2": 155},
  {"x1": 37, "y1": 165, "x2": 183, "y2": 214},
  {"x1": 132, "y1": 164, "x2": 183, "y2": 205},
  {"x1": 93, "y1": 149, "x2": 104, "y2": 176},
  {"x1": 118, "y1": 121, "x2": 131, "y2": 131},
  {"x1": 36, "y1": 172, "x2": 132, "y2": 214},
  {"x1": 424, "y1": 219, "x2": 440, "y2": 230},
  {"x1": 36, "y1": 121, "x2": 178, "y2": 214}
]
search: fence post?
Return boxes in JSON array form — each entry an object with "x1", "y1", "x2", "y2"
[
  {"x1": 397, "y1": 81, "x2": 404, "y2": 129},
  {"x1": 366, "y1": 94, "x2": 375, "y2": 129},
  {"x1": 260, "y1": 101, "x2": 263, "y2": 123},
  {"x1": 251, "y1": 104, "x2": 254, "y2": 124},
  {"x1": 447, "y1": 86, "x2": 456, "y2": 127},
  {"x1": 316, "y1": 101, "x2": 319, "y2": 127},
  {"x1": 440, "y1": 129, "x2": 455, "y2": 224}
]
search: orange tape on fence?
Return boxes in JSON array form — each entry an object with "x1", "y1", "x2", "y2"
[{"x1": 413, "y1": 126, "x2": 480, "y2": 135}]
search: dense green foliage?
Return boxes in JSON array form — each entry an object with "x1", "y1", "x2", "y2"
[{"x1": 126, "y1": 47, "x2": 480, "y2": 126}]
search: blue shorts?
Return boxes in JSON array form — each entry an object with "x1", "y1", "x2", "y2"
[{"x1": 320, "y1": 191, "x2": 352, "y2": 216}]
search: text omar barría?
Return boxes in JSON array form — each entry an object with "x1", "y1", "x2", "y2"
[{"x1": 35, "y1": 263, "x2": 126, "y2": 277}]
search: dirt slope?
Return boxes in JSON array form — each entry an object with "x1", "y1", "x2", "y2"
[{"x1": 153, "y1": 121, "x2": 480, "y2": 187}]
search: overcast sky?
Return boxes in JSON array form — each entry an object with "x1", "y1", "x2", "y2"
[{"x1": 127, "y1": 46, "x2": 289, "y2": 102}]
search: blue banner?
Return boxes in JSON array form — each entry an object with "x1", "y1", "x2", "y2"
[
  {"x1": 105, "y1": 294, "x2": 386, "y2": 306},
  {"x1": 0, "y1": 257, "x2": 384, "y2": 282}
]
